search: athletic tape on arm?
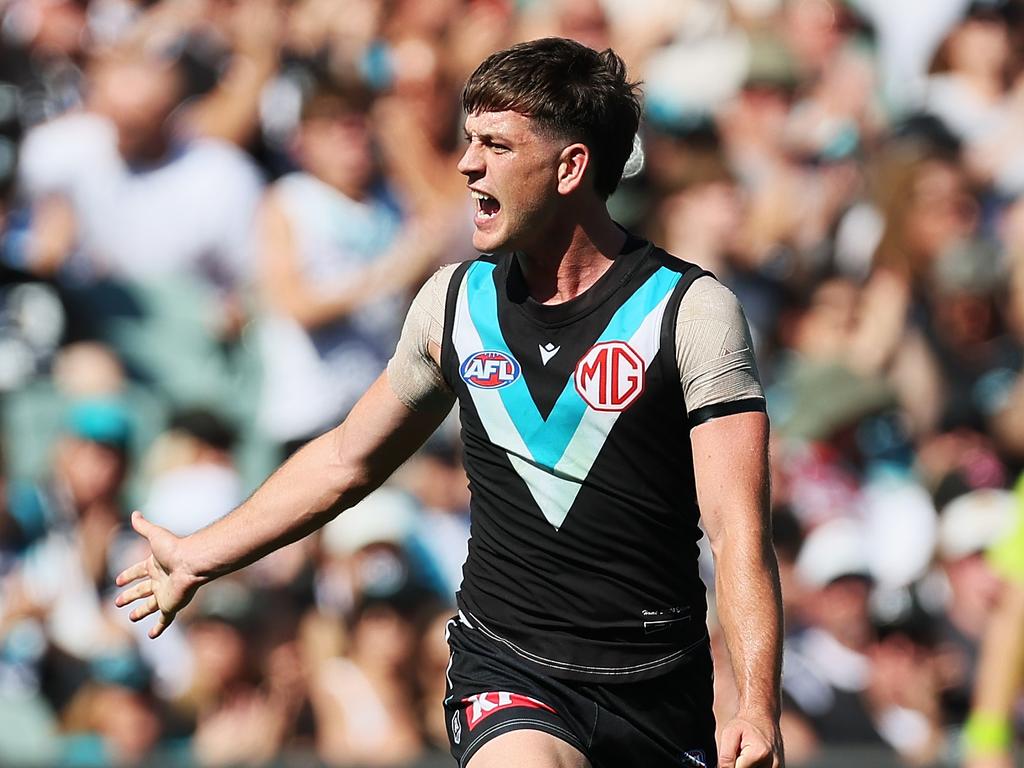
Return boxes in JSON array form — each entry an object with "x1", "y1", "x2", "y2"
[
  {"x1": 675, "y1": 276, "x2": 764, "y2": 414},
  {"x1": 387, "y1": 264, "x2": 459, "y2": 412}
]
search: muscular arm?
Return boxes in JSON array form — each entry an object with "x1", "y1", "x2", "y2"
[
  {"x1": 193, "y1": 375, "x2": 450, "y2": 578},
  {"x1": 117, "y1": 270, "x2": 457, "y2": 636},
  {"x1": 677, "y1": 276, "x2": 782, "y2": 767},
  {"x1": 694, "y1": 412, "x2": 783, "y2": 768}
]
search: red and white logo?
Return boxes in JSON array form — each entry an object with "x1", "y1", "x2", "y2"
[
  {"x1": 460, "y1": 351, "x2": 521, "y2": 389},
  {"x1": 574, "y1": 341, "x2": 646, "y2": 411},
  {"x1": 462, "y1": 691, "x2": 557, "y2": 730}
]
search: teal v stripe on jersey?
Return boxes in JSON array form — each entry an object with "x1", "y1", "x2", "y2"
[{"x1": 464, "y1": 260, "x2": 682, "y2": 469}]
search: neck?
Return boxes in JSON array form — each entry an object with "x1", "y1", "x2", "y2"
[{"x1": 517, "y1": 204, "x2": 627, "y2": 305}]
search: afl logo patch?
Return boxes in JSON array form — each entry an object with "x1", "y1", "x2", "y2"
[
  {"x1": 574, "y1": 341, "x2": 645, "y2": 411},
  {"x1": 460, "y1": 351, "x2": 521, "y2": 389}
]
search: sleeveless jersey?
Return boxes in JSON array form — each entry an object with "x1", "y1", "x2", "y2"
[{"x1": 440, "y1": 236, "x2": 741, "y2": 682}]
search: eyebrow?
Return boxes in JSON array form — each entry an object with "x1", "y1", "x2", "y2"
[{"x1": 464, "y1": 130, "x2": 511, "y2": 144}]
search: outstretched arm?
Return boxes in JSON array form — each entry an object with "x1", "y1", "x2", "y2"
[
  {"x1": 116, "y1": 371, "x2": 453, "y2": 637},
  {"x1": 694, "y1": 411, "x2": 784, "y2": 768}
]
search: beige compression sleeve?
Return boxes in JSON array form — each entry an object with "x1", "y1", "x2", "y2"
[
  {"x1": 386, "y1": 264, "x2": 460, "y2": 412},
  {"x1": 675, "y1": 276, "x2": 764, "y2": 420}
]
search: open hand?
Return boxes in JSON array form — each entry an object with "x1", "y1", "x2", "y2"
[{"x1": 115, "y1": 512, "x2": 199, "y2": 639}]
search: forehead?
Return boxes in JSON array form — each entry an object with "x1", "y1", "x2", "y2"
[{"x1": 464, "y1": 110, "x2": 543, "y2": 140}]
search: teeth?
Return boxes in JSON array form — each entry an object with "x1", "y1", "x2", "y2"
[{"x1": 471, "y1": 190, "x2": 498, "y2": 219}]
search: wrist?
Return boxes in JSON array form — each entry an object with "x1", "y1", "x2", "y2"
[
  {"x1": 964, "y1": 712, "x2": 1012, "y2": 757},
  {"x1": 734, "y1": 708, "x2": 779, "y2": 725},
  {"x1": 177, "y1": 533, "x2": 215, "y2": 588}
]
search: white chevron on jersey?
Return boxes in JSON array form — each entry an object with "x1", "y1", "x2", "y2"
[{"x1": 453, "y1": 271, "x2": 675, "y2": 530}]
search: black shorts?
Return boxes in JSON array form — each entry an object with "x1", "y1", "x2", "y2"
[{"x1": 443, "y1": 616, "x2": 717, "y2": 768}]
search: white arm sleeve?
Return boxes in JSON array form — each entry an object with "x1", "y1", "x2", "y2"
[
  {"x1": 675, "y1": 276, "x2": 765, "y2": 421},
  {"x1": 386, "y1": 263, "x2": 460, "y2": 412}
]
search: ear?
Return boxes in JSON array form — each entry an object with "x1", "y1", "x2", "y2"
[{"x1": 556, "y1": 143, "x2": 590, "y2": 196}]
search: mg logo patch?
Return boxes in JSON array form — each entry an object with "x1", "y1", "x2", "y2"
[
  {"x1": 460, "y1": 351, "x2": 521, "y2": 389},
  {"x1": 574, "y1": 341, "x2": 645, "y2": 411}
]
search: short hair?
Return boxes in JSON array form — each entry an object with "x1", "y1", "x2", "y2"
[
  {"x1": 301, "y1": 77, "x2": 375, "y2": 123},
  {"x1": 462, "y1": 37, "x2": 642, "y2": 199}
]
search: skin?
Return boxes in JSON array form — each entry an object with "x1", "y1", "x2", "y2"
[
  {"x1": 965, "y1": 579, "x2": 1024, "y2": 768},
  {"x1": 117, "y1": 108, "x2": 784, "y2": 768}
]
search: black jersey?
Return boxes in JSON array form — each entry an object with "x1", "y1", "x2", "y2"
[{"x1": 440, "y1": 236, "x2": 762, "y2": 682}]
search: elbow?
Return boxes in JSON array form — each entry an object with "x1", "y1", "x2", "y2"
[
  {"x1": 705, "y1": 515, "x2": 774, "y2": 565},
  {"x1": 324, "y1": 424, "x2": 375, "y2": 509}
]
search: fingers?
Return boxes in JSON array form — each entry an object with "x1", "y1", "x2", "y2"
[
  {"x1": 150, "y1": 611, "x2": 174, "y2": 639},
  {"x1": 116, "y1": 559, "x2": 149, "y2": 587},
  {"x1": 129, "y1": 595, "x2": 160, "y2": 622},
  {"x1": 719, "y1": 720, "x2": 776, "y2": 768},
  {"x1": 733, "y1": 734, "x2": 774, "y2": 768},
  {"x1": 734, "y1": 747, "x2": 773, "y2": 768},
  {"x1": 114, "y1": 580, "x2": 154, "y2": 608}
]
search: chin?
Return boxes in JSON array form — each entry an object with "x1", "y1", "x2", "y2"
[{"x1": 472, "y1": 228, "x2": 509, "y2": 254}]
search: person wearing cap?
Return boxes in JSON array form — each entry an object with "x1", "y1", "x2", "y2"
[
  {"x1": 933, "y1": 489, "x2": 1015, "y2": 725},
  {"x1": 964, "y1": 474, "x2": 1024, "y2": 768},
  {"x1": 782, "y1": 517, "x2": 885, "y2": 752},
  {"x1": 0, "y1": 399, "x2": 137, "y2": 694},
  {"x1": 3, "y1": 399, "x2": 131, "y2": 554}
]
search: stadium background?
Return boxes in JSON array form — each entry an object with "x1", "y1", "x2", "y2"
[{"x1": 1, "y1": 0, "x2": 1024, "y2": 765}]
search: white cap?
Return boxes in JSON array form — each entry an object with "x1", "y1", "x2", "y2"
[
  {"x1": 862, "y1": 478, "x2": 937, "y2": 589},
  {"x1": 796, "y1": 516, "x2": 870, "y2": 589},
  {"x1": 938, "y1": 489, "x2": 1015, "y2": 561},
  {"x1": 321, "y1": 487, "x2": 418, "y2": 557}
]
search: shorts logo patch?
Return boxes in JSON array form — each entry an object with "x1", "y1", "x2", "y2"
[
  {"x1": 451, "y1": 711, "x2": 462, "y2": 744},
  {"x1": 460, "y1": 351, "x2": 521, "y2": 389},
  {"x1": 681, "y1": 749, "x2": 707, "y2": 767},
  {"x1": 462, "y1": 691, "x2": 556, "y2": 730},
  {"x1": 574, "y1": 341, "x2": 646, "y2": 411}
]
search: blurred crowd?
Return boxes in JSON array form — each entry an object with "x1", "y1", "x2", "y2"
[{"x1": 1, "y1": 0, "x2": 1024, "y2": 765}]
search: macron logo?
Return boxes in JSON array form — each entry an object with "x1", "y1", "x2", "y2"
[{"x1": 539, "y1": 343, "x2": 560, "y2": 365}]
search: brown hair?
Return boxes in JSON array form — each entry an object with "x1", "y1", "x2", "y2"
[
  {"x1": 301, "y1": 77, "x2": 375, "y2": 123},
  {"x1": 462, "y1": 37, "x2": 642, "y2": 199}
]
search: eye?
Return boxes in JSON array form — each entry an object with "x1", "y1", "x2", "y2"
[{"x1": 488, "y1": 143, "x2": 510, "y2": 154}]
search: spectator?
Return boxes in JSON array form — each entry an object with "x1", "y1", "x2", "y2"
[
  {"x1": 142, "y1": 408, "x2": 242, "y2": 537},
  {"x1": 933, "y1": 489, "x2": 1016, "y2": 724},
  {"x1": 964, "y1": 473, "x2": 1024, "y2": 767},
  {"x1": 1, "y1": 1, "x2": 1023, "y2": 765},
  {"x1": 783, "y1": 518, "x2": 886, "y2": 753},
  {"x1": 255, "y1": 78, "x2": 451, "y2": 451},
  {"x1": 17, "y1": 42, "x2": 263, "y2": 300},
  {"x1": 311, "y1": 590, "x2": 426, "y2": 766},
  {"x1": 0, "y1": 400, "x2": 135, "y2": 717}
]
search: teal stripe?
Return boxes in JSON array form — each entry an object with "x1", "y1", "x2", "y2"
[{"x1": 465, "y1": 261, "x2": 682, "y2": 468}]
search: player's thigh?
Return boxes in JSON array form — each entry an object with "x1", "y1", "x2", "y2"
[{"x1": 466, "y1": 728, "x2": 592, "y2": 768}]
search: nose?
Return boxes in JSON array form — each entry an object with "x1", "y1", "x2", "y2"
[{"x1": 457, "y1": 141, "x2": 483, "y2": 178}]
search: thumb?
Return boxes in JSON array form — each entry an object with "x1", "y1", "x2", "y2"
[
  {"x1": 718, "y1": 727, "x2": 741, "y2": 768},
  {"x1": 131, "y1": 510, "x2": 157, "y2": 539}
]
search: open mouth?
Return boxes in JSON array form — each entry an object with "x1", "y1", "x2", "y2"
[{"x1": 472, "y1": 190, "x2": 501, "y2": 219}]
